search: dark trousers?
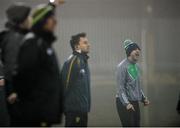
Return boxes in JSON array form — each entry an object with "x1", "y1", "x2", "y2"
[
  {"x1": 65, "y1": 112, "x2": 88, "y2": 127},
  {"x1": 8, "y1": 102, "x2": 21, "y2": 126},
  {"x1": 8, "y1": 102, "x2": 52, "y2": 127},
  {"x1": 116, "y1": 97, "x2": 140, "y2": 127},
  {"x1": 0, "y1": 87, "x2": 10, "y2": 126},
  {"x1": 10, "y1": 121, "x2": 52, "y2": 127}
]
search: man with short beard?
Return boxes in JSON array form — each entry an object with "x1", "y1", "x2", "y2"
[
  {"x1": 61, "y1": 33, "x2": 91, "y2": 127},
  {"x1": 116, "y1": 39, "x2": 150, "y2": 127}
]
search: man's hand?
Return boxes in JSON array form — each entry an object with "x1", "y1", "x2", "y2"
[
  {"x1": 0, "y1": 79, "x2": 5, "y2": 86},
  {"x1": 51, "y1": 0, "x2": 65, "y2": 6},
  {"x1": 126, "y1": 103, "x2": 135, "y2": 111},
  {"x1": 7, "y1": 92, "x2": 17, "y2": 104},
  {"x1": 143, "y1": 99, "x2": 150, "y2": 106}
]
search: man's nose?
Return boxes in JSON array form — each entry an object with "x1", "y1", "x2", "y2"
[{"x1": 136, "y1": 49, "x2": 140, "y2": 52}]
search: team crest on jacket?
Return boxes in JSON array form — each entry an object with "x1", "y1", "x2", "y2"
[
  {"x1": 127, "y1": 64, "x2": 139, "y2": 80},
  {"x1": 80, "y1": 69, "x2": 85, "y2": 74},
  {"x1": 47, "y1": 48, "x2": 53, "y2": 56}
]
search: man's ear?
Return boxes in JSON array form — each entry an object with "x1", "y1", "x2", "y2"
[{"x1": 75, "y1": 45, "x2": 79, "y2": 50}]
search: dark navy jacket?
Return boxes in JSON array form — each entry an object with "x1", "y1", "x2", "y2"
[{"x1": 61, "y1": 51, "x2": 91, "y2": 113}]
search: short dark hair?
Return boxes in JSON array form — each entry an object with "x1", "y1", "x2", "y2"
[{"x1": 70, "y1": 32, "x2": 87, "y2": 51}]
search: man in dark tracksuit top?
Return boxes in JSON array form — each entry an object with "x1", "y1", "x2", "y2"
[
  {"x1": 61, "y1": 33, "x2": 91, "y2": 127},
  {"x1": 116, "y1": 39, "x2": 150, "y2": 127}
]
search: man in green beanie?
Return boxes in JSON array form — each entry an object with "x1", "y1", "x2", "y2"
[{"x1": 116, "y1": 39, "x2": 150, "y2": 127}]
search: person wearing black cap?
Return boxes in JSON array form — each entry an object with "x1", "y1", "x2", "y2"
[
  {"x1": 12, "y1": 0, "x2": 65, "y2": 126},
  {"x1": 116, "y1": 39, "x2": 150, "y2": 127},
  {"x1": 0, "y1": 2, "x2": 32, "y2": 126}
]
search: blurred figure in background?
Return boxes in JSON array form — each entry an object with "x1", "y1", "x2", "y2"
[
  {"x1": 177, "y1": 93, "x2": 180, "y2": 114},
  {"x1": 0, "y1": 32, "x2": 10, "y2": 126},
  {"x1": 61, "y1": 33, "x2": 91, "y2": 127},
  {"x1": 0, "y1": 3, "x2": 31, "y2": 126},
  {"x1": 12, "y1": 0, "x2": 64, "y2": 126},
  {"x1": 116, "y1": 39, "x2": 150, "y2": 127}
]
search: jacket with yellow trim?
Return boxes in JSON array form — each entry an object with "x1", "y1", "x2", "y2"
[{"x1": 61, "y1": 51, "x2": 91, "y2": 113}]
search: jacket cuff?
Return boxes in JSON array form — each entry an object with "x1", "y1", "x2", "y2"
[
  {"x1": 121, "y1": 93, "x2": 130, "y2": 106},
  {"x1": 0, "y1": 75, "x2": 4, "y2": 79}
]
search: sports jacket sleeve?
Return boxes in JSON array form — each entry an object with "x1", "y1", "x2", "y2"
[{"x1": 116, "y1": 65, "x2": 130, "y2": 106}]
